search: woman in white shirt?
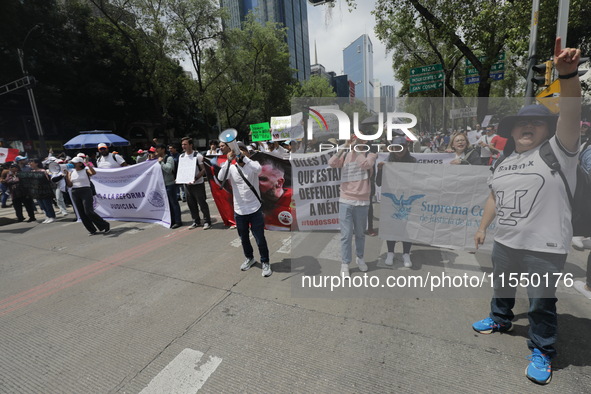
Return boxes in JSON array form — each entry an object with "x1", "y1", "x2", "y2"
[{"x1": 65, "y1": 157, "x2": 110, "y2": 235}]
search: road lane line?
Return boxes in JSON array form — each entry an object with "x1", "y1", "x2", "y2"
[{"x1": 140, "y1": 349, "x2": 222, "y2": 394}]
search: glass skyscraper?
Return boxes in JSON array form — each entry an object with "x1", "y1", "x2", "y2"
[
  {"x1": 219, "y1": 0, "x2": 311, "y2": 81},
  {"x1": 343, "y1": 34, "x2": 374, "y2": 103}
]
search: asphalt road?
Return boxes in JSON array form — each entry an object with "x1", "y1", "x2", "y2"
[{"x1": 0, "y1": 198, "x2": 590, "y2": 393}]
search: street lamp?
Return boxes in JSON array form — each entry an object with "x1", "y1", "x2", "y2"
[{"x1": 17, "y1": 24, "x2": 47, "y2": 158}]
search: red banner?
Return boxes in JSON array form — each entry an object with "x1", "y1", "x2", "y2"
[{"x1": 0, "y1": 148, "x2": 19, "y2": 164}]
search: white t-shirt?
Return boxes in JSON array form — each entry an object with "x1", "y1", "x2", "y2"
[
  {"x1": 70, "y1": 169, "x2": 92, "y2": 189},
  {"x1": 96, "y1": 152, "x2": 125, "y2": 168},
  {"x1": 217, "y1": 157, "x2": 262, "y2": 215},
  {"x1": 477, "y1": 134, "x2": 495, "y2": 158},
  {"x1": 489, "y1": 136, "x2": 578, "y2": 254}
]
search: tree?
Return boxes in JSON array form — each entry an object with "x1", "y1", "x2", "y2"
[
  {"x1": 204, "y1": 15, "x2": 295, "y2": 137},
  {"x1": 294, "y1": 75, "x2": 337, "y2": 97}
]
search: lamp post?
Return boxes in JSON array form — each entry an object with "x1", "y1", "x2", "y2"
[{"x1": 18, "y1": 24, "x2": 47, "y2": 158}]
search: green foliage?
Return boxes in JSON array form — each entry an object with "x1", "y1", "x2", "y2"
[
  {"x1": 204, "y1": 14, "x2": 295, "y2": 137},
  {"x1": 294, "y1": 75, "x2": 337, "y2": 98}
]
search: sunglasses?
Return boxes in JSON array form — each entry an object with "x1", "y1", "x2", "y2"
[{"x1": 515, "y1": 120, "x2": 546, "y2": 128}]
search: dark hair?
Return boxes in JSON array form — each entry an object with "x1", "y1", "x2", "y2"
[
  {"x1": 209, "y1": 140, "x2": 219, "y2": 146},
  {"x1": 30, "y1": 158, "x2": 43, "y2": 167},
  {"x1": 181, "y1": 137, "x2": 193, "y2": 145},
  {"x1": 155, "y1": 143, "x2": 167, "y2": 150}
]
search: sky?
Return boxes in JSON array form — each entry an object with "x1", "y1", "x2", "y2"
[{"x1": 306, "y1": 0, "x2": 401, "y2": 92}]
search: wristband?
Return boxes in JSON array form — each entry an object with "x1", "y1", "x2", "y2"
[{"x1": 558, "y1": 70, "x2": 578, "y2": 80}]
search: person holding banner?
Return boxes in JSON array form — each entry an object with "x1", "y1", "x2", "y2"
[
  {"x1": 179, "y1": 137, "x2": 212, "y2": 230},
  {"x1": 448, "y1": 133, "x2": 480, "y2": 165},
  {"x1": 376, "y1": 136, "x2": 416, "y2": 267},
  {"x1": 65, "y1": 157, "x2": 110, "y2": 235},
  {"x1": 473, "y1": 38, "x2": 581, "y2": 385},
  {"x1": 218, "y1": 143, "x2": 272, "y2": 277},
  {"x1": 329, "y1": 135, "x2": 378, "y2": 277},
  {"x1": 155, "y1": 144, "x2": 182, "y2": 229}
]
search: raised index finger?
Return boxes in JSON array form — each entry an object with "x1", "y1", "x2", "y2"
[{"x1": 554, "y1": 37, "x2": 562, "y2": 58}]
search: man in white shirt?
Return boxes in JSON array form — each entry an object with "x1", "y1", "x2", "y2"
[
  {"x1": 96, "y1": 143, "x2": 127, "y2": 168},
  {"x1": 217, "y1": 142, "x2": 271, "y2": 277},
  {"x1": 477, "y1": 126, "x2": 496, "y2": 165}
]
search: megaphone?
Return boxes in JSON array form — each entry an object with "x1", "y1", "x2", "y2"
[
  {"x1": 48, "y1": 162, "x2": 74, "y2": 174},
  {"x1": 219, "y1": 128, "x2": 241, "y2": 156}
]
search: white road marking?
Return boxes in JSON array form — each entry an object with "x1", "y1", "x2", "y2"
[
  {"x1": 140, "y1": 348, "x2": 222, "y2": 394},
  {"x1": 230, "y1": 235, "x2": 253, "y2": 247},
  {"x1": 277, "y1": 237, "x2": 291, "y2": 254}
]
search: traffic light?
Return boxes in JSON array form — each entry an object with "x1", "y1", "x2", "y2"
[{"x1": 531, "y1": 60, "x2": 553, "y2": 87}]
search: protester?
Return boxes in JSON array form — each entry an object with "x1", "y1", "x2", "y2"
[
  {"x1": 46, "y1": 158, "x2": 70, "y2": 217},
  {"x1": 29, "y1": 158, "x2": 56, "y2": 223},
  {"x1": 328, "y1": 135, "x2": 378, "y2": 277},
  {"x1": 206, "y1": 140, "x2": 221, "y2": 156},
  {"x1": 179, "y1": 137, "x2": 212, "y2": 230},
  {"x1": 65, "y1": 157, "x2": 110, "y2": 235},
  {"x1": 449, "y1": 133, "x2": 480, "y2": 165},
  {"x1": 96, "y1": 143, "x2": 127, "y2": 168},
  {"x1": 376, "y1": 136, "x2": 416, "y2": 267},
  {"x1": 218, "y1": 142, "x2": 272, "y2": 277},
  {"x1": 5, "y1": 163, "x2": 36, "y2": 222},
  {"x1": 0, "y1": 163, "x2": 10, "y2": 208},
  {"x1": 155, "y1": 144, "x2": 182, "y2": 229},
  {"x1": 473, "y1": 38, "x2": 581, "y2": 385},
  {"x1": 477, "y1": 127, "x2": 496, "y2": 165}
]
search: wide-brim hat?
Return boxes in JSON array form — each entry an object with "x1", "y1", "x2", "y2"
[{"x1": 497, "y1": 104, "x2": 558, "y2": 139}]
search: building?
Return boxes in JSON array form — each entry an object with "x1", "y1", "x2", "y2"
[
  {"x1": 380, "y1": 84, "x2": 396, "y2": 113},
  {"x1": 343, "y1": 34, "x2": 374, "y2": 105},
  {"x1": 220, "y1": 0, "x2": 311, "y2": 81}
]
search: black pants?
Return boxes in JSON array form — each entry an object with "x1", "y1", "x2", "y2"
[
  {"x1": 12, "y1": 196, "x2": 36, "y2": 221},
  {"x1": 184, "y1": 183, "x2": 211, "y2": 225},
  {"x1": 71, "y1": 187, "x2": 108, "y2": 233}
]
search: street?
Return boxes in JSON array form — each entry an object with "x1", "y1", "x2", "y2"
[{"x1": 0, "y1": 196, "x2": 590, "y2": 393}]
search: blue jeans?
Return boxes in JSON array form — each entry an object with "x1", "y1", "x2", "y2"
[
  {"x1": 165, "y1": 184, "x2": 182, "y2": 226},
  {"x1": 0, "y1": 183, "x2": 8, "y2": 206},
  {"x1": 489, "y1": 241, "x2": 566, "y2": 358},
  {"x1": 37, "y1": 198, "x2": 56, "y2": 219},
  {"x1": 235, "y1": 207, "x2": 269, "y2": 263},
  {"x1": 339, "y1": 202, "x2": 369, "y2": 264}
]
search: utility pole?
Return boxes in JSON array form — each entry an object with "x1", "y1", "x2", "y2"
[
  {"x1": 524, "y1": 0, "x2": 541, "y2": 105},
  {"x1": 18, "y1": 24, "x2": 47, "y2": 158}
]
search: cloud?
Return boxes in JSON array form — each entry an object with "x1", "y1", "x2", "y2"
[{"x1": 307, "y1": 0, "x2": 401, "y2": 92}]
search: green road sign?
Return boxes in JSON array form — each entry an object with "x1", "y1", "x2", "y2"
[
  {"x1": 249, "y1": 122, "x2": 271, "y2": 142},
  {"x1": 410, "y1": 64, "x2": 443, "y2": 76},
  {"x1": 465, "y1": 53, "x2": 505, "y2": 66},
  {"x1": 410, "y1": 71, "x2": 444, "y2": 85},
  {"x1": 409, "y1": 81, "x2": 443, "y2": 93},
  {"x1": 465, "y1": 62, "x2": 505, "y2": 76}
]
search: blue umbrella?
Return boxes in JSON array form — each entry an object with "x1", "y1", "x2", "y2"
[{"x1": 63, "y1": 130, "x2": 130, "y2": 149}]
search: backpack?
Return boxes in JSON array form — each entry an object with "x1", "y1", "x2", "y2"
[{"x1": 493, "y1": 140, "x2": 591, "y2": 237}]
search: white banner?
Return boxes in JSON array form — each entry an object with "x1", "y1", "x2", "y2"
[
  {"x1": 91, "y1": 161, "x2": 171, "y2": 228},
  {"x1": 292, "y1": 149, "x2": 341, "y2": 231},
  {"x1": 176, "y1": 153, "x2": 197, "y2": 184},
  {"x1": 379, "y1": 163, "x2": 496, "y2": 251},
  {"x1": 271, "y1": 112, "x2": 304, "y2": 141}
]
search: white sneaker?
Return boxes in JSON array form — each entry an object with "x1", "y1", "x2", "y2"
[
  {"x1": 403, "y1": 253, "x2": 412, "y2": 268},
  {"x1": 572, "y1": 236, "x2": 585, "y2": 250},
  {"x1": 240, "y1": 257, "x2": 256, "y2": 271},
  {"x1": 340, "y1": 264, "x2": 350, "y2": 278},
  {"x1": 203, "y1": 223, "x2": 212, "y2": 230},
  {"x1": 261, "y1": 262, "x2": 272, "y2": 277},
  {"x1": 42, "y1": 218, "x2": 49, "y2": 224},
  {"x1": 61, "y1": 211, "x2": 69, "y2": 217},
  {"x1": 45, "y1": 218, "x2": 55, "y2": 223},
  {"x1": 581, "y1": 237, "x2": 591, "y2": 250},
  {"x1": 574, "y1": 280, "x2": 591, "y2": 300},
  {"x1": 385, "y1": 252, "x2": 394, "y2": 266},
  {"x1": 357, "y1": 257, "x2": 368, "y2": 272}
]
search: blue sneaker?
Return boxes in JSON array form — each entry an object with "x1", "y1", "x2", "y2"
[
  {"x1": 472, "y1": 317, "x2": 513, "y2": 334},
  {"x1": 526, "y1": 348, "x2": 552, "y2": 384}
]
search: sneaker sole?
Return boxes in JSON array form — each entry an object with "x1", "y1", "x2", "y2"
[
  {"x1": 241, "y1": 261, "x2": 256, "y2": 271},
  {"x1": 473, "y1": 325, "x2": 513, "y2": 335},
  {"x1": 525, "y1": 367, "x2": 552, "y2": 385}
]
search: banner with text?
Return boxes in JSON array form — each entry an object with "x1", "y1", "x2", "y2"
[
  {"x1": 91, "y1": 161, "x2": 171, "y2": 228},
  {"x1": 292, "y1": 149, "x2": 341, "y2": 231},
  {"x1": 271, "y1": 112, "x2": 304, "y2": 141},
  {"x1": 379, "y1": 162, "x2": 495, "y2": 251}
]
